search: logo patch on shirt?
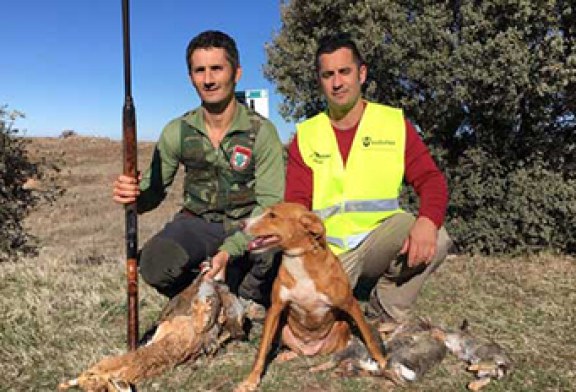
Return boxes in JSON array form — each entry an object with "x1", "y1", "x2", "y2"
[
  {"x1": 309, "y1": 151, "x2": 331, "y2": 164},
  {"x1": 362, "y1": 136, "x2": 396, "y2": 148},
  {"x1": 230, "y1": 145, "x2": 252, "y2": 170}
]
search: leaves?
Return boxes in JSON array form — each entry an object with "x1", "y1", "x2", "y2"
[{"x1": 0, "y1": 105, "x2": 63, "y2": 261}]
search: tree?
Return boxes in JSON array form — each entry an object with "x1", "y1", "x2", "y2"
[
  {"x1": 0, "y1": 106, "x2": 62, "y2": 261},
  {"x1": 266, "y1": 0, "x2": 576, "y2": 255},
  {"x1": 266, "y1": 0, "x2": 575, "y2": 166}
]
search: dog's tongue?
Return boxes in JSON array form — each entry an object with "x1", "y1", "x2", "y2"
[
  {"x1": 248, "y1": 237, "x2": 265, "y2": 251},
  {"x1": 248, "y1": 235, "x2": 279, "y2": 250}
]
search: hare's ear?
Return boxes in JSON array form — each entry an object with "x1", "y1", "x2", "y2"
[
  {"x1": 108, "y1": 378, "x2": 133, "y2": 392},
  {"x1": 299, "y1": 212, "x2": 325, "y2": 238}
]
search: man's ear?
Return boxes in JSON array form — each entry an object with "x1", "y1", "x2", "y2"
[
  {"x1": 359, "y1": 63, "x2": 367, "y2": 84},
  {"x1": 299, "y1": 212, "x2": 325, "y2": 238},
  {"x1": 234, "y1": 65, "x2": 242, "y2": 84}
]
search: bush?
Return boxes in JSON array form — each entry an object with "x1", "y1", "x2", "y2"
[
  {"x1": 0, "y1": 106, "x2": 63, "y2": 261},
  {"x1": 446, "y1": 148, "x2": 576, "y2": 255}
]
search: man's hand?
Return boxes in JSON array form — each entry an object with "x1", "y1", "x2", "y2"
[
  {"x1": 112, "y1": 174, "x2": 141, "y2": 204},
  {"x1": 399, "y1": 216, "x2": 438, "y2": 268},
  {"x1": 203, "y1": 250, "x2": 230, "y2": 281}
]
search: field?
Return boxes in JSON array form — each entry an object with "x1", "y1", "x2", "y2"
[{"x1": 0, "y1": 136, "x2": 574, "y2": 391}]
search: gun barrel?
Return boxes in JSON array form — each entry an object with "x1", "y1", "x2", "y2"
[{"x1": 122, "y1": 0, "x2": 139, "y2": 351}]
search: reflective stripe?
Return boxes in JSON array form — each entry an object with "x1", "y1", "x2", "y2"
[
  {"x1": 326, "y1": 236, "x2": 346, "y2": 249},
  {"x1": 346, "y1": 232, "x2": 371, "y2": 249},
  {"x1": 326, "y1": 231, "x2": 371, "y2": 251},
  {"x1": 314, "y1": 198, "x2": 399, "y2": 220},
  {"x1": 314, "y1": 205, "x2": 340, "y2": 220},
  {"x1": 345, "y1": 199, "x2": 399, "y2": 212}
]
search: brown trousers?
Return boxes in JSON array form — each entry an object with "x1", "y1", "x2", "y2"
[{"x1": 339, "y1": 213, "x2": 452, "y2": 321}]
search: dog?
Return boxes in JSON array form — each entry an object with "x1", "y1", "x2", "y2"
[
  {"x1": 234, "y1": 202, "x2": 389, "y2": 391},
  {"x1": 59, "y1": 272, "x2": 246, "y2": 392}
]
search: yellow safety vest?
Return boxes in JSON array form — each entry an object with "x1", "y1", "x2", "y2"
[{"x1": 297, "y1": 101, "x2": 405, "y2": 254}]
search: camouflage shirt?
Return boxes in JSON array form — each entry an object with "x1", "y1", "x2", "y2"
[{"x1": 137, "y1": 102, "x2": 285, "y2": 257}]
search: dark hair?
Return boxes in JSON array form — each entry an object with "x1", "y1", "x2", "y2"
[
  {"x1": 315, "y1": 32, "x2": 364, "y2": 72},
  {"x1": 185, "y1": 30, "x2": 240, "y2": 73}
]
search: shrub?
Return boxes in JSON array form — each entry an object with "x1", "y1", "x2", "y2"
[
  {"x1": 446, "y1": 148, "x2": 576, "y2": 255},
  {"x1": 0, "y1": 106, "x2": 63, "y2": 261}
]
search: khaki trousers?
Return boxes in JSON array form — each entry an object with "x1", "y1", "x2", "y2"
[{"x1": 339, "y1": 213, "x2": 452, "y2": 321}]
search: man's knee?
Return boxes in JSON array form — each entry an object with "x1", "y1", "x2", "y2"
[
  {"x1": 139, "y1": 236, "x2": 191, "y2": 297},
  {"x1": 369, "y1": 213, "x2": 416, "y2": 253}
]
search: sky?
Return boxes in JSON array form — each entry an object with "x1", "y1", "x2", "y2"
[{"x1": 0, "y1": 0, "x2": 296, "y2": 142}]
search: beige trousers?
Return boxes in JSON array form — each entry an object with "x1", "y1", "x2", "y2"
[{"x1": 339, "y1": 213, "x2": 452, "y2": 321}]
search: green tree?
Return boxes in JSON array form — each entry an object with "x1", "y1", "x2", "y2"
[
  {"x1": 266, "y1": 0, "x2": 576, "y2": 254},
  {"x1": 0, "y1": 106, "x2": 62, "y2": 261}
]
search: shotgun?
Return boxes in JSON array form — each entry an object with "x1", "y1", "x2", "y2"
[{"x1": 121, "y1": 0, "x2": 139, "y2": 351}]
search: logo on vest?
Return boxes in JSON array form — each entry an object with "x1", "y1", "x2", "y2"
[
  {"x1": 362, "y1": 136, "x2": 396, "y2": 148},
  {"x1": 309, "y1": 151, "x2": 331, "y2": 164},
  {"x1": 230, "y1": 145, "x2": 252, "y2": 171}
]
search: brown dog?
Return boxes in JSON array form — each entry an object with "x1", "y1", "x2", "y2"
[{"x1": 235, "y1": 202, "x2": 388, "y2": 391}]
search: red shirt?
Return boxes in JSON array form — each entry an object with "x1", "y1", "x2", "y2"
[{"x1": 284, "y1": 119, "x2": 448, "y2": 228}]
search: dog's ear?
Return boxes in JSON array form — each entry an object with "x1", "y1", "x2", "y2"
[{"x1": 299, "y1": 212, "x2": 325, "y2": 238}]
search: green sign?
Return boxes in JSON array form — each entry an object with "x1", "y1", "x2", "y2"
[{"x1": 246, "y1": 90, "x2": 262, "y2": 99}]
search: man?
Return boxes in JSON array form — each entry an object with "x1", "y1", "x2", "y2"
[
  {"x1": 285, "y1": 33, "x2": 452, "y2": 323},
  {"x1": 113, "y1": 31, "x2": 284, "y2": 304}
]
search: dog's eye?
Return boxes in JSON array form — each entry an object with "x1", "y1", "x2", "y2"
[{"x1": 268, "y1": 211, "x2": 277, "y2": 219}]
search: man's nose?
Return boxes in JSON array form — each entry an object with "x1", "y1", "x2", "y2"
[
  {"x1": 332, "y1": 74, "x2": 343, "y2": 90},
  {"x1": 203, "y1": 70, "x2": 213, "y2": 86}
]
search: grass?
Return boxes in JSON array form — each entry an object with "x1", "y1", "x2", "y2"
[{"x1": 0, "y1": 136, "x2": 574, "y2": 391}]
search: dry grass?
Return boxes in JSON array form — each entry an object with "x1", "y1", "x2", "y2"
[{"x1": 0, "y1": 136, "x2": 574, "y2": 391}]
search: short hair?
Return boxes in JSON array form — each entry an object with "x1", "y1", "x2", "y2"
[
  {"x1": 185, "y1": 30, "x2": 240, "y2": 73},
  {"x1": 315, "y1": 32, "x2": 365, "y2": 72}
]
